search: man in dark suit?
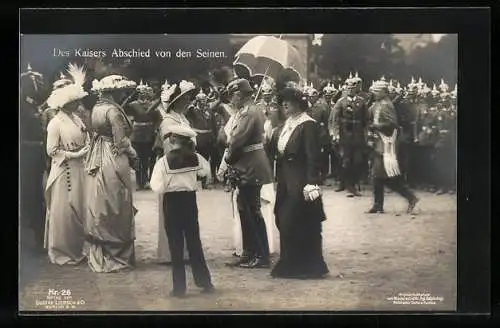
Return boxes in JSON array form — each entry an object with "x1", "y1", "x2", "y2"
[{"x1": 219, "y1": 78, "x2": 274, "y2": 269}]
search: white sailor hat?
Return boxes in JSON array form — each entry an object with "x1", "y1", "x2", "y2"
[{"x1": 165, "y1": 124, "x2": 198, "y2": 139}]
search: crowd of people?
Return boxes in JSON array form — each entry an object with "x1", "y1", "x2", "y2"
[{"x1": 20, "y1": 61, "x2": 457, "y2": 298}]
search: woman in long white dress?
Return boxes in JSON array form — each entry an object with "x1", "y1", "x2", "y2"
[
  {"x1": 44, "y1": 63, "x2": 90, "y2": 265},
  {"x1": 155, "y1": 80, "x2": 198, "y2": 263}
]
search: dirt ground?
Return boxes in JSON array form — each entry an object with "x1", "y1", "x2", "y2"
[{"x1": 19, "y1": 181, "x2": 457, "y2": 312}]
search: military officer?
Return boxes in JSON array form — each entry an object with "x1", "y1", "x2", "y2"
[
  {"x1": 416, "y1": 83, "x2": 441, "y2": 191},
  {"x1": 306, "y1": 83, "x2": 332, "y2": 185},
  {"x1": 219, "y1": 78, "x2": 273, "y2": 268},
  {"x1": 322, "y1": 83, "x2": 341, "y2": 180},
  {"x1": 366, "y1": 78, "x2": 419, "y2": 214},
  {"x1": 328, "y1": 76, "x2": 369, "y2": 197},
  {"x1": 256, "y1": 80, "x2": 282, "y2": 142},
  {"x1": 396, "y1": 79, "x2": 420, "y2": 187},
  {"x1": 125, "y1": 80, "x2": 156, "y2": 190},
  {"x1": 186, "y1": 88, "x2": 218, "y2": 188},
  {"x1": 434, "y1": 80, "x2": 456, "y2": 194},
  {"x1": 20, "y1": 63, "x2": 47, "y2": 251}
]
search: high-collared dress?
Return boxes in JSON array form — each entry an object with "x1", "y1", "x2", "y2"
[
  {"x1": 269, "y1": 112, "x2": 329, "y2": 279},
  {"x1": 45, "y1": 110, "x2": 89, "y2": 265}
]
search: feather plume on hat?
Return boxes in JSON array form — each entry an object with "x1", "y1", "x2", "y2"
[{"x1": 46, "y1": 62, "x2": 88, "y2": 110}]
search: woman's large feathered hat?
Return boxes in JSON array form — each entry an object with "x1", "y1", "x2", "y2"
[
  {"x1": 46, "y1": 63, "x2": 88, "y2": 110},
  {"x1": 52, "y1": 72, "x2": 73, "y2": 90},
  {"x1": 162, "y1": 80, "x2": 197, "y2": 111},
  {"x1": 91, "y1": 74, "x2": 137, "y2": 93},
  {"x1": 277, "y1": 81, "x2": 309, "y2": 111}
]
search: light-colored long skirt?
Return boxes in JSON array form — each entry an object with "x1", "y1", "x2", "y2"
[
  {"x1": 157, "y1": 194, "x2": 189, "y2": 263},
  {"x1": 232, "y1": 183, "x2": 279, "y2": 256},
  {"x1": 44, "y1": 158, "x2": 86, "y2": 265},
  {"x1": 85, "y1": 140, "x2": 136, "y2": 273}
]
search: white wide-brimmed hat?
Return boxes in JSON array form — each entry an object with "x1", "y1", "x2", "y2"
[
  {"x1": 163, "y1": 80, "x2": 197, "y2": 111},
  {"x1": 91, "y1": 74, "x2": 137, "y2": 93},
  {"x1": 46, "y1": 63, "x2": 88, "y2": 110}
]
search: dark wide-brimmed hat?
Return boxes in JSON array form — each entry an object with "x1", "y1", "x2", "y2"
[
  {"x1": 226, "y1": 78, "x2": 254, "y2": 96},
  {"x1": 277, "y1": 81, "x2": 309, "y2": 111}
]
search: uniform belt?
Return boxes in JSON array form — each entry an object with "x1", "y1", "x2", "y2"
[
  {"x1": 342, "y1": 119, "x2": 362, "y2": 123},
  {"x1": 242, "y1": 143, "x2": 264, "y2": 153},
  {"x1": 133, "y1": 122, "x2": 153, "y2": 126}
]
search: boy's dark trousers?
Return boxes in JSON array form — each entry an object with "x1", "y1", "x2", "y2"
[{"x1": 163, "y1": 191, "x2": 212, "y2": 294}]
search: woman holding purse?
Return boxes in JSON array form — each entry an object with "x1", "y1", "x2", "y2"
[{"x1": 268, "y1": 81, "x2": 329, "y2": 279}]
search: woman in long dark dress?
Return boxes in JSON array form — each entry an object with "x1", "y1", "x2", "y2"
[{"x1": 269, "y1": 82, "x2": 329, "y2": 279}]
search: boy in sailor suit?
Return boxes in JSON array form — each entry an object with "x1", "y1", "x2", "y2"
[{"x1": 150, "y1": 124, "x2": 214, "y2": 298}]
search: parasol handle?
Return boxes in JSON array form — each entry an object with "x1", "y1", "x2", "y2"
[
  {"x1": 253, "y1": 34, "x2": 282, "y2": 103},
  {"x1": 253, "y1": 63, "x2": 272, "y2": 103}
]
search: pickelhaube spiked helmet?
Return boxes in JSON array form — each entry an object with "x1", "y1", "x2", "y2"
[
  {"x1": 196, "y1": 88, "x2": 208, "y2": 101},
  {"x1": 388, "y1": 80, "x2": 396, "y2": 93},
  {"x1": 451, "y1": 84, "x2": 457, "y2": 99},
  {"x1": 261, "y1": 79, "x2": 273, "y2": 95},
  {"x1": 395, "y1": 82, "x2": 403, "y2": 94},
  {"x1": 136, "y1": 79, "x2": 153, "y2": 94},
  {"x1": 322, "y1": 82, "x2": 336, "y2": 95},
  {"x1": 439, "y1": 78, "x2": 449, "y2": 92},
  {"x1": 371, "y1": 76, "x2": 389, "y2": 92},
  {"x1": 431, "y1": 84, "x2": 440, "y2": 97}
]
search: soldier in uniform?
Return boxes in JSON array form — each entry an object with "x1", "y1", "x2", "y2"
[
  {"x1": 322, "y1": 83, "x2": 340, "y2": 181},
  {"x1": 186, "y1": 88, "x2": 218, "y2": 188},
  {"x1": 125, "y1": 80, "x2": 156, "y2": 190},
  {"x1": 218, "y1": 78, "x2": 273, "y2": 269},
  {"x1": 20, "y1": 63, "x2": 48, "y2": 251},
  {"x1": 396, "y1": 79, "x2": 420, "y2": 187},
  {"x1": 329, "y1": 76, "x2": 368, "y2": 197},
  {"x1": 434, "y1": 80, "x2": 456, "y2": 195},
  {"x1": 306, "y1": 83, "x2": 331, "y2": 185},
  {"x1": 366, "y1": 78, "x2": 419, "y2": 214},
  {"x1": 416, "y1": 83, "x2": 441, "y2": 191}
]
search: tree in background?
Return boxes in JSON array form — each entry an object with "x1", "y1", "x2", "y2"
[{"x1": 310, "y1": 34, "x2": 457, "y2": 87}]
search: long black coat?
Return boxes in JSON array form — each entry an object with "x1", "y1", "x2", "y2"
[
  {"x1": 269, "y1": 119, "x2": 328, "y2": 278},
  {"x1": 269, "y1": 120, "x2": 326, "y2": 227}
]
